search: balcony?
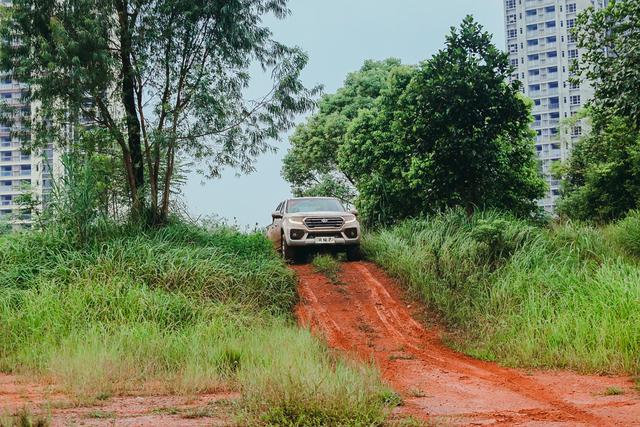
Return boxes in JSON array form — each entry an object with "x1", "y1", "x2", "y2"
[
  {"x1": 527, "y1": 42, "x2": 557, "y2": 53},
  {"x1": 0, "y1": 156, "x2": 31, "y2": 163},
  {"x1": 532, "y1": 119, "x2": 560, "y2": 128},
  {"x1": 528, "y1": 72, "x2": 559, "y2": 83}
]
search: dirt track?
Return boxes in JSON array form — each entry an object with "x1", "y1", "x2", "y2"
[{"x1": 294, "y1": 261, "x2": 640, "y2": 426}]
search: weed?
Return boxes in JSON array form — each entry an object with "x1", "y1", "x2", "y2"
[
  {"x1": 87, "y1": 410, "x2": 115, "y2": 419},
  {"x1": 150, "y1": 407, "x2": 181, "y2": 415},
  {"x1": 182, "y1": 407, "x2": 216, "y2": 419},
  {"x1": 603, "y1": 387, "x2": 625, "y2": 396},
  {"x1": 389, "y1": 354, "x2": 415, "y2": 361},
  {"x1": 633, "y1": 377, "x2": 640, "y2": 392},
  {"x1": 409, "y1": 389, "x2": 427, "y2": 398},
  {"x1": 0, "y1": 408, "x2": 49, "y2": 427},
  {"x1": 379, "y1": 390, "x2": 403, "y2": 407},
  {"x1": 95, "y1": 392, "x2": 111, "y2": 401},
  {"x1": 312, "y1": 254, "x2": 342, "y2": 284}
]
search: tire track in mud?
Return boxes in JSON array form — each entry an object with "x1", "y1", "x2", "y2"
[{"x1": 293, "y1": 261, "x2": 640, "y2": 426}]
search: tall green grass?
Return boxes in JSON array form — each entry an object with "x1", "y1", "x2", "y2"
[
  {"x1": 0, "y1": 221, "x2": 392, "y2": 424},
  {"x1": 365, "y1": 209, "x2": 640, "y2": 375}
]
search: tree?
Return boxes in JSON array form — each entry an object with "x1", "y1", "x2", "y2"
[
  {"x1": 557, "y1": 1, "x2": 640, "y2": 221},
  {"x1": 573, "y1": 0, "x2": 640, "y2": 128},
  {"x1": 557, "y1": 112, "x2": 640, "y2": 221},
  {"x1": 0, "y1": 0, "x2": 317, "y2": 224},
  {"x1": 282, "y1": 59, "x2": 407, "y2": 204},
  {"x1": 338, "y1": 16, "x2": 544, "y2": 224}
]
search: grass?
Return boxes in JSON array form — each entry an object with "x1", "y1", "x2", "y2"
[
  {"x1": 603, "y1": 387, "x2": 625, "y2": 396},
  {"x1": 0, "y1": 220, "x2": 394, "y2": 425},
  {"x1": 311, "y1": 253, "x2": 342, "y2": 284},
  {"x1": 364, "y1": 208, "x2": 640, "y2": 375},
  {"x1": 0, "y1": 408, "x2": 49, "y2": 427}
]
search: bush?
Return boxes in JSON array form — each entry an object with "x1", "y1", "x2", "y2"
[
  {"x1": 365, "y1": 209, "x2": 640, "y2": 374},
  {"x1": 610, "y1": 210, "x2": 640, "y2": 258}
]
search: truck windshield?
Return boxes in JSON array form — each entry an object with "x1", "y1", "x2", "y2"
[{"x1": 286, "y1": 198, "x2": 345, "y2": 213}]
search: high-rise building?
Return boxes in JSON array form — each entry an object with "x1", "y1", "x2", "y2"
[
  {"x1": 503, "y1": 0, "x2": 607, "y2": 213},
  {"x1": 0, "y1": 0, "x2": 56, "y2": 230}
]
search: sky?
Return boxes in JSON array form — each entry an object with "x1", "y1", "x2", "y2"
[{"x1": 182, "y1": 0, "x2": 505, "y2": 228}]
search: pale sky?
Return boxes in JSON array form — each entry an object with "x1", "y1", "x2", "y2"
[{"x1": 183, "y1": 0, "x2": 505, "y2": 228}]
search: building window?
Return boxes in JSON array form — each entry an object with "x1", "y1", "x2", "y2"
[
  {"x1": 529, "y1": 69, "x2": 540, "y2": 76},
  {"x1": 567, "y1": 3, "x2": 577, "y2": 13},
  {"x1": 528, "y1": 39, "x2": 539, "y2": 46},
  {"x1": 546, "y1": 36, "x2": 557, "y2": 43},
  {"x1": 508, "y1": 14, "x2": 517, "y2": 24},
  {"x1": 568, "y1": 49, "x2": 579, "y2": 59},
  {"x1": 549, "y1": 81, "x2": 559, "y2": 88},
  {"x1": 545, "y1": 5, "x2": 555, "y2": 13},
  {"x1": 506, "y1": 0, "x2": 516, "y2": 9},
  {"x1": 508, "y1": 29, "x2": 518, "y2": 38},
  {"x1": 510, "y1": 58, "x2": 519, "y2": 66},
  {"x1": 547, "y1": 51, "x2": 558, "y2": 58},
  {"x1": 528, "y1": 54, "x2": 539, "y2": 61},
  {"x1": 567, "y1": 33, "x2": 577, "y2": 43},
  {"x1": 569, "y1": 81, "x2": 580, "y2": 89},
  {"x1": 570, "y1": 95, "x2": 581, "y2": 105},
  {"x1": 526, "y1": 9, "x2": 537, "y2": 16},
  {"x1": 567, "y1": 18, "x2": 576, "y2": 28},
  {"x1": 546, "y1": 20, "x2": 557, "y2": 28}
]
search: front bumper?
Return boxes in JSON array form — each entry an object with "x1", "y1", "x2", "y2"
[{"x1": 283, "y1": 223, "x2": 360, "y2": 247}]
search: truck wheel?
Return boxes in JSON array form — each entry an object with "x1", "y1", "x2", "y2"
[
  {"x1": 281, "y1": 234, "x2": 298, "y2": 263},
  {"x1": 346, "y1": 245, "x2": 362, "y2": 261}
]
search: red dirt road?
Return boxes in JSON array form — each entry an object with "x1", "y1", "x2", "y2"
[{"x1": 294, "y1": 261, "x2": 640, "y2": 426}]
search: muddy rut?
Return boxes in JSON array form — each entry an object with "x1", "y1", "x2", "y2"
[{"x1": 294, "y1": 261, "x2": 640, "y2": 426}]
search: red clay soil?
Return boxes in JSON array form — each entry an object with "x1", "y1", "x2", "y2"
[
  {"x1": 0, "y1": 374, "x2": 237, "y2": 426},
  {"x1": 294, "y1": 261, "x2": 640, "y2": 426}
]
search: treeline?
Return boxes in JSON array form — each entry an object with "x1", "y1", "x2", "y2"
[{"x1": 285, "y1": 3, "x2": 640, "y2": 226}]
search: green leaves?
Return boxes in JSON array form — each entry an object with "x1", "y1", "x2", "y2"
[
  {"x1": 1, "y1": 0, "x2": 317, "y2": 223},
  {"x1": 559, "y1": 1, "x2": 640, "y2": 222},
  {"x1": 340, "y1": 16, "x2": 543, "y2": 225}
]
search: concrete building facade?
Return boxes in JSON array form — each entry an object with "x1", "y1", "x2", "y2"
[
  {"x1": 0, "y1": 0, "x2": 56, "y2": 229},
  {"x1": 503, "y1": 0, "x2": 607, "y2": 213}
]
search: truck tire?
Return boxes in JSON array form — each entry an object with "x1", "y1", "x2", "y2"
[
  {"x1": 346, "y1": 245, "x2": 362, "y2": 261},
  {"x1": 281, "y1": 234, "x2": 298, "y2": 263}
]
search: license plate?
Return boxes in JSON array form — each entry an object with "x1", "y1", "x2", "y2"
[{"x1": 315, "y1": 237, "x2": 335, "y2": 244}]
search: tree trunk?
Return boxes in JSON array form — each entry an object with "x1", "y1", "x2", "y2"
[{"x1": 115, "y1": 0, "x2": 145, "y2": 219}]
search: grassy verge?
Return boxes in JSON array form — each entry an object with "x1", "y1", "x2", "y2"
[
  {"x1": 364, "y1": 209, "x2": 640, "y2": 375},
  {"x1": 311, "y1": 254, "x2": 342, "y2": 284},
  {"x1": 0, "y1": 221, "x2": 393, "y2": 425}
]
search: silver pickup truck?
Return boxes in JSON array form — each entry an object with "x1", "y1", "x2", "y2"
[{"x1": 266, "y1": 197, "x2": 361, "y2": 263}]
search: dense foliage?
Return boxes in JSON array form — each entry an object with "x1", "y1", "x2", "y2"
[
  {"x1": 365, "y1": 209, "x2": 640, "y2": 374},
  {"x1": 0, "y1": 0, "x2": 316, "y2": 223},
  {"x1": 284, "y1": 17, "x2": 544, "y2": 225},
  {"x1": 559, "y1": 0, "x2": 640, "y2": 221},
  {"x1": 282, "y1": 59, "x2": 407, "y2": 204}
]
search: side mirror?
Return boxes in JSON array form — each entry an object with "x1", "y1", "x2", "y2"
[
  {"x1": 272, "y1": 211, "x2": 283, "y2": 220},
  {"x1": 349, "y1": 209, "x2": 358, "y2": 216}
]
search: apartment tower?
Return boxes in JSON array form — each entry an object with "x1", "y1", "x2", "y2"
[
  {"x1": 503, "y1": 0, "x2": 607, "y2": 213},
  {"x1": 0, "y1": 0, "x2": 56, "y2": 229}
]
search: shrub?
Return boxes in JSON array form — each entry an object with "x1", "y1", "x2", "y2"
[{"x1": 610, "y1": 210, "x2": 640, "y2": 258}]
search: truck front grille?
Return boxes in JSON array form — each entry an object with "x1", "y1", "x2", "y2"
[{"x1": 304, "y1": 217, "x2": 345, "y2": 229}]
